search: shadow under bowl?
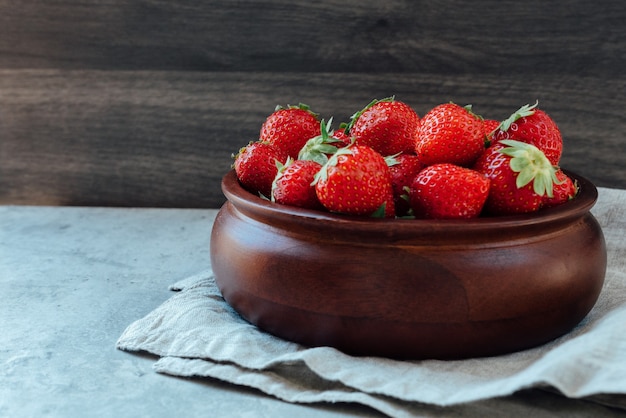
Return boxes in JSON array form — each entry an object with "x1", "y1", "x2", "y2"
[{"x1": 210, "y1": 169, "x2": 607, "y2": 359}]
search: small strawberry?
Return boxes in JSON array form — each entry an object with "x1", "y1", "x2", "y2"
[
  {"x1": 233, "y1": 141, "x2": 288, "y2": 198},
  {"x1": 271, "y1": 158, "x2": 324, "y2": 210},
  {"x1": 416, "y1": 103, "x2": 486, "y2": 167},
  {"x1": 344, "y1": 97, "x2": 419, "y2": 156},
  {"x1": 387, "y1": 153, "x2": 425, "y2": 216},
  {"x1": 482, "y1": 118, "x2": 501, "y2": 146},
  {"x1": 543, "y1": 169, "x2": 578, "y2": 208},
  {"x1": 473, "y1": 139, "x2": 561, "y2": 216},
  {"x1": 330, "y1": 127, "x2": 353, "y2": 147},
  {"x1": 313, "y1": 145, "x2": 395, "y2": 217},
  {"x1": 492, "y1": 101, "x2": 563, "y2": 165},
  {"x1": 408, "y1": 163, "x2": 490, "y2": 219},
  {"x1": 260, "y1": 103, "x2": 320, "y2": 159}
]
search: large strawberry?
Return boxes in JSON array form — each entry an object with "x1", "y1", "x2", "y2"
[
  {"x1": 492, "y1": 102, "x2": 563, "y2": 165},
  {"x1": 408, "y1": 163, "x2": 490, "y2": 219},
  {"x1": 271, "y1": 158, "x2": 324, "y2": 210},
  {"x1": 387, "y1": 153, "x2": 425, "y2": 216},
  {"x1": 260, "y1": 103, "x2": 320, "y2": 159},
  {"x1": 314, "y1": 145, "x2": 395, "y2": 217},
  {"x1": 416, "y1": 103, "x2": 487, "y2": 167},
  {"x1": 473, "y1": 139, "x2": 561, "y2": 215},
  {"x1": 344, "y1": 97, "x2": 419, "y2": 156},
  {"x1": 233, "y1": 141, "x2": 288, "y2": 198}
]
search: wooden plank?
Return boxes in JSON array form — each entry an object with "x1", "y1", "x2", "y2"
[
  {"x1": 1, "y1": 70, "x2": 624, "y2": 207},
  {"x1": 0, "y1": 0, "x2": 623, "y2": 75}
]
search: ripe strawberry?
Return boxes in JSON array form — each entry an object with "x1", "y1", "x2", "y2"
[
  {"x1": 408, "y1": 163, "x2": 490, "y2": 219},
  {"x1": 543, "y1": 169, "x2": 578, "y2": 208},
  {"x1": 330, "y1": 127, "x2": 352, "y2": 147},
  {"x1": 492, "y1": 102, "x2": 563, "y2": 165},
  {"x1": 314, "y1": 145, "x2": 395, "y2": 217},
  {"x1": 482, "y1": 118, "x2": 501, "y2": 146},
  {"x1": 271, "y1": 158, "x2": 324, "y2": 210},
  {"x1": 344, "y1": 97, "x2": 419, "y2": 156},
  {"x1": 387, "y1": 153, "x2": 425, "y2": 216},
  {"x1": 473, "y1": 139, "x2": 561, "y2": 216},
  {"x1": 233, "y1": 141, "x2": 288, "y2": 198},
  {"x1": 260, "y1": 103, "x2": 320, "y2": 159},
  {"x1": 416, "y1": 103, "x2": 487, "y2": 167}
]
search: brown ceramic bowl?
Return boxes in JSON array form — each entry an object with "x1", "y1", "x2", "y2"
[{"x1": 210, "y1": 169, "x2": 607, "y2": 359}]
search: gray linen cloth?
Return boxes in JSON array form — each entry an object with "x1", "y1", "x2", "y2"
[{"x1": 117, "y1": 187, "x2": 626, "y2": 416}]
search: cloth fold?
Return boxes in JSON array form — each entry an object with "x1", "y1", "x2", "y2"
[{"x1": 116, "y1": 187, "x2": 626, "y2": 416}]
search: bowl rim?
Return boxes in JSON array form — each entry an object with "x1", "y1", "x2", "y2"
[{"x1": 220, "y1": 169, "x2": 598, "y2": 238}]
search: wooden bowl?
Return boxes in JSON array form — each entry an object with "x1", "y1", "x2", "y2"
[{"x1": 210, "y1": 169, "x2": 607, "y2": 359}]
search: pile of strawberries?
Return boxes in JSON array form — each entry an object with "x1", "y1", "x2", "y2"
[{"x1": 232, "y1": 98, "x2": 578, "y2": 219}]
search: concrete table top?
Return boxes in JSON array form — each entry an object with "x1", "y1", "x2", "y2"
[{"x1": 1, "y1": 205, "x2": 623, "y2": 417}]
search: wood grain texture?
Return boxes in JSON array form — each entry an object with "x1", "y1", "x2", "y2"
[
  {"x1": 0, "y1": 0, "x2": 624, "y2": 207},
  {"x1": 1, "y1": 0, "x2": 624, "y2": 75}
]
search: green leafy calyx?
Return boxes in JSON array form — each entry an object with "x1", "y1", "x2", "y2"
[
  {"x1": 274, "y1": 102, "x2": 319, "y2": 119},
  {"x1": 498, "y1": 101, "x2": 539, "y2": 132},
  {"x1": 270, "y1": 157, "x2": 294, "y2": 202},
  {"x1": 498, "y1": 139, "x2": 562, "y2": 198},
  {"x1": 298, "y1": 118, "x2": 342, "y2": 165},
  {"x1": 311, "y1": 145, "x2": 353, "y2": 186}
]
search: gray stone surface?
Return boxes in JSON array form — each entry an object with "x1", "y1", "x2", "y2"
[
  {"x1": 0, "y1": 206, "x2": 377, "y2": 417},
  {"x1": 1, "y1": 205, "x2": 623, "y2": 417}
]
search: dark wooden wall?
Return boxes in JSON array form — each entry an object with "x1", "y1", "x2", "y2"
[{"x1": 1, "y1": 0, "x2": 624, "y2": 208}]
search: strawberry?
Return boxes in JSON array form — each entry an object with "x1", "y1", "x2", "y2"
[
  {"x1": 344, "y1": 97, "x2": 419, "y2": 156},
  {"x1": 313, "y1": 145, "x2": 395, "y2": 217},
  {"x1": 482, "y1": 118, "x2": 501, "y2": 146},
  {"x1": 543, "y1": 169, "x2": 578, "y2": 208},
  {"x1": 330, "y1": 127, "x2": 353, "y2": 147},
  {"x1": 408, "y1": 163, "x2": 490, "y2": 219},
  {"x1": 259, "y1": 103, "x2": 320, "y2": 159},
  {"x1": 416, "y1": 103, "x2": 487, "y2": 167},
  {"x1": 492, "y1": 102, "x2": 563, "y2": 165},
  {"x1": 473, "y1": 139, "x2": 561, "y2": 216},
  {"x1": 271, "y1": 158, "x2": 324, "y2": 210},
  {"x1": 387, "y1": 153, "x2": 425, "y2": 216},
  {"x1": 233, "y1": 141, "x2": 288, "y2": 198}
]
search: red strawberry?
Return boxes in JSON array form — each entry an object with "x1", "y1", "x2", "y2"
[
  {"x1": 271, "y1": 158, "x2": 324, "y2": 210},
  {"x1": 260, "y1": 103, "x2": 320, "y2": 159},
  {"x1": 408, "y1": 164, "x2": 490, "y2": 219},
  {"x1": 492, "y1": 102, "x2": 563, "y2": 165},
  {"x1": 345, "y1": 97, "x2": 419, "y2": 156},
  {"x1": 330, "y1": 127, "x2": 352, "y2": 147},
  {"x1": 233, "y1": 141, "x2": 288, "y2": 198},
  {"x1": 314, "y1": 145, "x2": 395, "y2": 217},
  {"x1": 473, "y1": 139, "x2": 561, "y2": 216},
  {"x1": 416, "y1": 103, "x2": 487, "y2": 167},
  {"x1": 482, "y1": 118, "x2": 501, "y2": 146},
  {"x1": 543, "y1": 170, "x2": 578, "y2": 208},
  {"x1": 387, "y1": 153, "x2": 425, "y2": 216}
]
